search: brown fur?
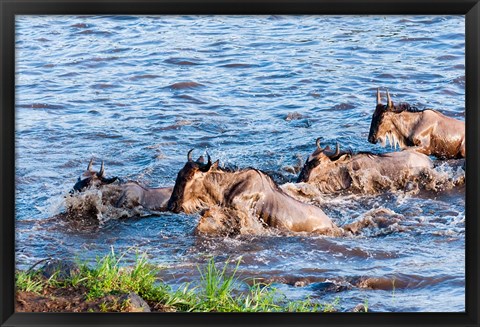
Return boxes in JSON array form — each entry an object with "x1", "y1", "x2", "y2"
[
  {"x1": 168, "y1": 157, "x2": 338, "y2": 235},
  {"x1": 115, "y1": 183, "x2": 173, "y2": 211},
  {"x1": 298, "y1": 142, "x2": 433, "y2": 194},
  {"x1": 368, "y1": 91, "x2": 465, "y2": 159}
]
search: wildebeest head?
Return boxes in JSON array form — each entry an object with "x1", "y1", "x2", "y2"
[
  {"x1": 71, "y1": 158, "x2": 118, "y2": 193},
  {"x1": 368, "y1": 88, "x2": 397, "y2": 144},
  {"x1": 167, "y1": 149, "x2": 220, "y2": 213},
  {"x1": 297, "y1": 138, "x2": 350, "y2": 183}
]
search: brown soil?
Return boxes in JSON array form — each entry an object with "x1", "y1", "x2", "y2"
[{"x1": 15, "y1": 286, "x2": 173, "y2": 312}]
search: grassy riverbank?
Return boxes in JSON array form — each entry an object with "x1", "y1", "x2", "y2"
[{"x1": 16, "y1": 250, "x2": 346, "y2": 312}]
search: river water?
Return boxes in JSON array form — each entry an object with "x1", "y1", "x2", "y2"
[{"x1": 15, "y1": 15, "x2": 465, "y2": 312}]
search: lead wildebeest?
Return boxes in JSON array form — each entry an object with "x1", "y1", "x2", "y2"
[
  {"x1": 167, "y1": 150, "x2": 340, "y2": 235},
  {"x1": 72, "y1": 158, "x2": 173, "y2": 212},
  {"x1": 297, "y1": 139, "x2": 433, "y2": 193},
  {"x1": 368, "y1": 89, "x2": 465, "y2": 159}
]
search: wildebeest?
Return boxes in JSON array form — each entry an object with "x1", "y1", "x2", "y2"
[
  {"x1": 297, "y1": 138, "x2": 433, "y2": 193},
  {"x1": 72, "y1": 158, "x2": 119, "y2": 192},
  {"x1": 167, "y1": 150, "x2": 340, "y2": 235},
  {"x1": 72, "y1": 158, "x2": 173, "y2": 212},
  {"x1": 368, "y1": 88, "x2": 465, "y2": 159}
]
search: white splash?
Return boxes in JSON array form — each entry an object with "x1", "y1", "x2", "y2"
[{"x1": 383, "y1": 132, "x2": 405, "y2": 150}]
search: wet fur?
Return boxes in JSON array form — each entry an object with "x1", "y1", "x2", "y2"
[
  {"x1": 369, "y1": 102, "x2": 465, "y2": 159},
  {"x1": 115, "y1": 182, "x2": 173, "y2": 211},
  {"x1": 169, "y1": 162, "x2": 338, "y2": 235},
  {"x1": 73, "y1": 162, "x2": 172, "y2": 212},
  {"x1": 298, "y1": 148, "x2": 433, "y2": 194}
]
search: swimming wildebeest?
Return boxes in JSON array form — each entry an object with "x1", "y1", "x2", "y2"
[
  {"x1": 72, "y1": 158, "x2": 173, "y2": 212},
  {"x1": 167, "y1": 150, "x2": 340, "y2": 235},
  {"x1": 368, "y1": 88, "x2": 465, "y2": 159},
  {"x1": 72, "y1": 158, "x2": 119, "y2": 192},
  {"x1": 297, "y1": 138, "x2": 433, "y2": 193}
]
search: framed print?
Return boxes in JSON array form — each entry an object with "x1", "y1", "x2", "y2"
[{"x1": 1, "y1": 1, "x2": 479, "y2": 327}]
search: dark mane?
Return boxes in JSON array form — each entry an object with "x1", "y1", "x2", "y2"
[
  {"x1": 392, "y1": 102, "x2": 424, "y2": 113},
  {"x1": 219, "y1": 164, "x2": 260, "y2": 174},
  {"x1": 312, "y1": 147, "x2": 390, "y2": 159},
  {"x1": 219, "y1": 165, "x2": 237, "y2": 173}
]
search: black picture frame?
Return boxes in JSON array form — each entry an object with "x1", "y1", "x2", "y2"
[{"x1": 1, "y1": 1, "x2": 479, "y2": 326}]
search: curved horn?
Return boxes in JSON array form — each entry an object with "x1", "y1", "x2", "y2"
[
  {"x1": 187, "y1": 149, "x2": 194, "y2": 162},
  {"x1": 386, "y1": 89, "x2": 393, "y2": 108},
  {"x1": 316, "y1": 137, "x2": 323, "y2": 150},
  {"x1": 98, "y1": 160, "x2": 105, "y2": 177},
  {"x1": 376, "y1": 88, "x2": 381, "y2": 105},
  {"x1": 332, "y1": 142, "x2": 340, "y2": 157},
  {"x1": 199, "y1": 152, "x2": 213, "y2": 172},
  {"x1": 87, "y1": 158, "x2": 94, "y2": 171}
]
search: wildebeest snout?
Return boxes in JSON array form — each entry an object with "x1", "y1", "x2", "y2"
[
  {"x1": 167, "y1": 199, "x2": 182, "y2": 213},
  {"x1": 297, "y1": 170, "x2": 309, "y2": 183}
]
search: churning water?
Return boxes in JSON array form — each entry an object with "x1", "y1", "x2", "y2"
[{"x1": 15, "y1": 15, "x2": 465, "y2": 312}]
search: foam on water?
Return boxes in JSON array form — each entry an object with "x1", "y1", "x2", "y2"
[
  {"x1": 284, "y1": 158, "x2": 464, "y2": 197},
  {"x1": 64, "y1": 185, "x2": 150, "y2": 224}
]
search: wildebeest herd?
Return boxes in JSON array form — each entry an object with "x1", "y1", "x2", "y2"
[{"x1": 69, "y1": 89, "x2": 465, "y2": 236}]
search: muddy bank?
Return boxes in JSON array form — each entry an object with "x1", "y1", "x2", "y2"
[
  {"x1": 15, "y1": 258, "x2": 172, "y2": 312},
  {"x1": 16, "y1": 288, "x2": 166, "y2": 313}
]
